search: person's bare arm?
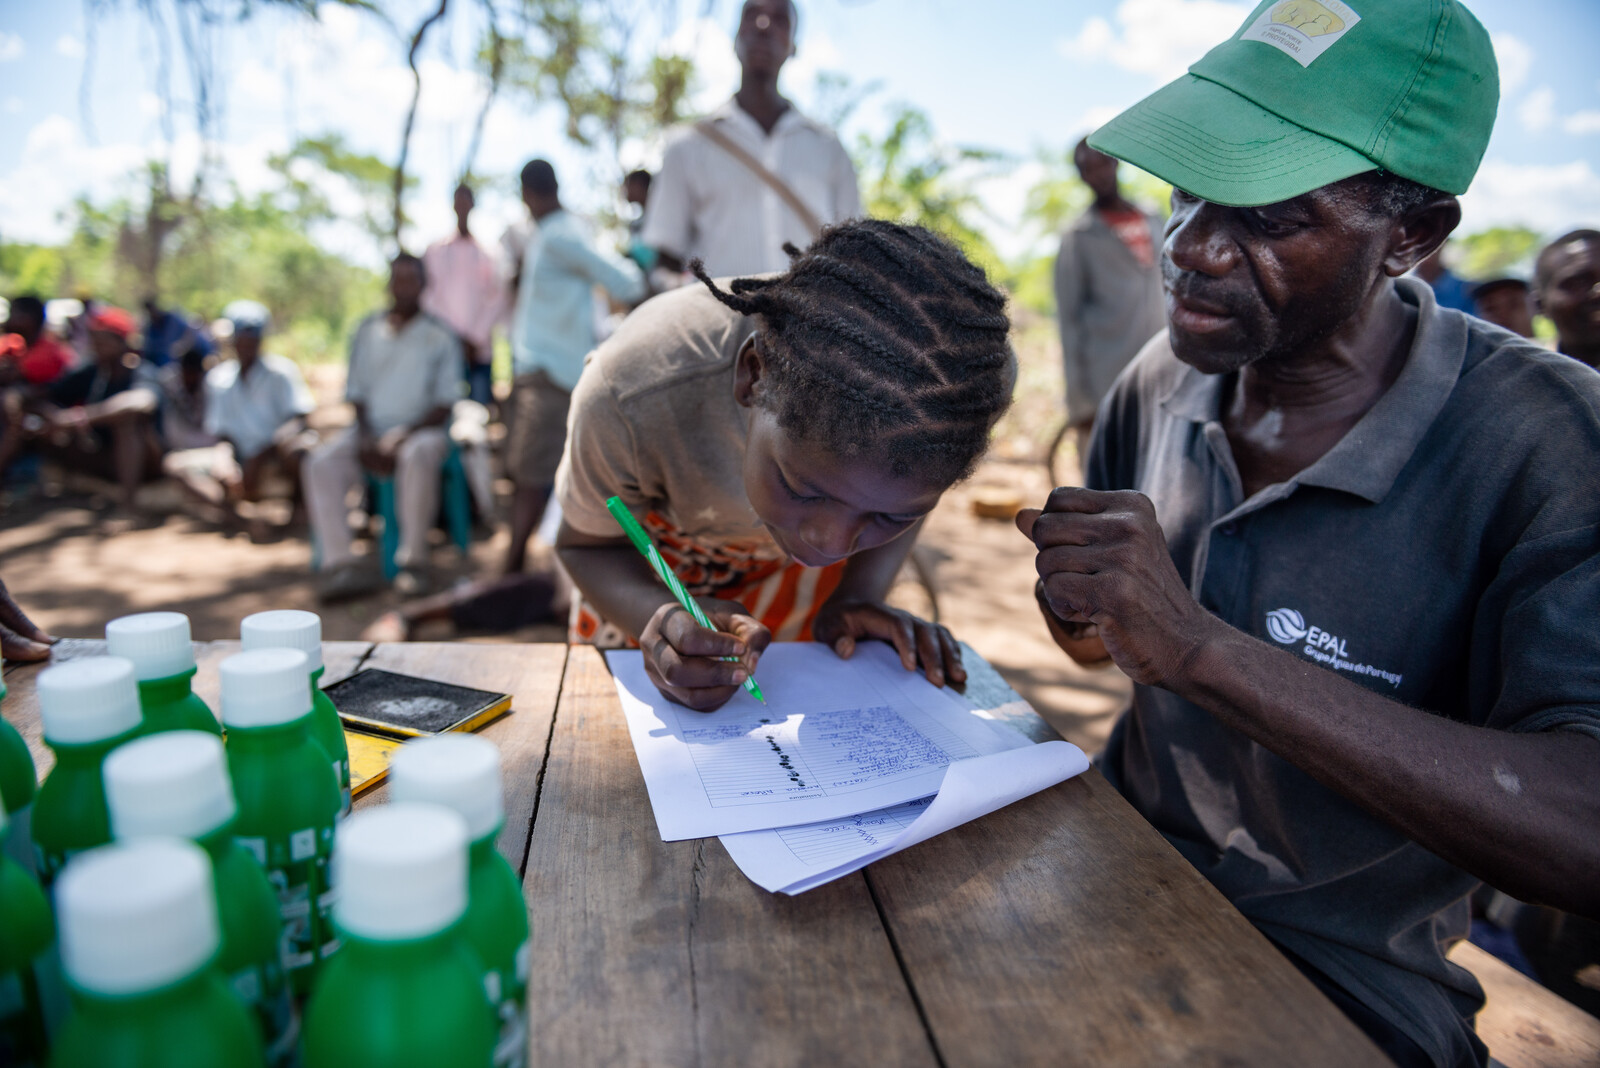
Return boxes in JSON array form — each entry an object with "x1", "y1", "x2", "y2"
[
  {"x1": 555, "y1": 520, "x2": 767, "y2": 711},
  {"x1": 812, "y1": 520, "x2": 966, "y2": 688},
  {"x1": 80, "y1": 387, "x2": 157, "y2": 425},
  {"x1": 1020, "y1": 487, "x2": 1600, "y2": 917}
]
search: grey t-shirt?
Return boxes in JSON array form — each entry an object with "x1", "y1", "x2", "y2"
[{"x1": 1089, "y1": 277, "x2": 1600, "y2": 1068}]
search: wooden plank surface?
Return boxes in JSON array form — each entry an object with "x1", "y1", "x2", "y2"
[
  {"x1": 356, "y1": 642, "x2": 567, "y2": 877},
  {"x1": 524, "y1": 645, "x2": 937, "y2": 1068},
  {"x1": 1449, "y1": 940, "x2": 1600, "y2": 1068},
  {"x1": 864, "y1": 766, "x2": 1387, "y2": 1066}
]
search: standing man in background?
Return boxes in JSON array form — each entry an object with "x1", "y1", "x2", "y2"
[
  {"x1": 641, "y1": 0, "x2": 860, "y2": 277},
  {"x1": 1534, "y1": 229, "x2": 1600, "y2": 369},
  {"x1": 1052, "y1": 137, "x2": 1165, "y2": 474},
  {"x1": 505, "y1": 159, "x2": 646, "y2": 576},
  {"x1": 423, "y1": 183, "x2": 503, "y2": 406}
]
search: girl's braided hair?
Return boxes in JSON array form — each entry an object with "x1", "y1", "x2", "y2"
[{"x1": 691, "y1": 218, "x2": 1014, "y2": 485}]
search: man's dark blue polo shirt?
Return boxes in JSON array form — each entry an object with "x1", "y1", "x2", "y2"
[{"x1": 1088, "y1": 278, "x2": 1600, "y2": 1068}]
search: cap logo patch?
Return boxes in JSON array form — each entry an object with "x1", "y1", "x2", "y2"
[{"x1": 1240, "y1": 0, "x2": 1360, "y2": 68}]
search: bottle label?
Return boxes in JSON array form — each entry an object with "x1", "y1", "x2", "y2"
[
  {"x1": 491, "y1": 939, "x2": 531, "y2": 1068},
  {"x1": 240, "y1": 827, "x2": 334, "y2": 978},
  {"x1": 335, "y1": 759, "x2": 351, "y2": 816},
  {"x1": 230, "y1": 959, "x2": 297, "y2": 1068}
]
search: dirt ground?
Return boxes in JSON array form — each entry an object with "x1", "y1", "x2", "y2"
[{"x1": 0, "y1": 320, "x2": 1132, "y2": 752}]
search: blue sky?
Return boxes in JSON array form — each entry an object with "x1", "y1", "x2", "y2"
[{"x1": 1, "y1": 0, "x2": 1596, "y2": 266}]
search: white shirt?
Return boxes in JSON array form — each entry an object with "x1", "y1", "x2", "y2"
[
  {"x1": 203, "y1": 353, "x2": 315, "y2": 461},
  {"x1": 421, "y1": 232, "x2": 504, "y2": 354},
  {"x1": 641, "y1": 98, "x2": 862, "y2": 277},
  {"x1": 345, "y1": 312, "x2": 462, "y2": 435}
]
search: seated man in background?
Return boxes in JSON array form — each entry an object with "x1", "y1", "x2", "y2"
[
  {"x1": 1020, "y1": 3, "x2": 1599, "y2": 1066},
  {"x1": 165, "y1": 300, "x2": 317, "y2": 537},
  {"x1": 1, "y1": 294, "x2": 75, "y2": 489},
  {"x1": 14, "y1": 307, "x2": 162, "y2": 514},
  {"x1": 1534, "y1": 229, "x2": 1599, "y2": 369},
  {"x1": 2, "y1": 295, "x2": 73, "y2": 391},
  {"x1": 305, "y1": 254, "x2": 461, "y2": 601}
]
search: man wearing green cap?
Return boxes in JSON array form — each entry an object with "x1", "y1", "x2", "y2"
[{"x1": 1018, "y1": 2, "x2": 1600, "y2": 1066}]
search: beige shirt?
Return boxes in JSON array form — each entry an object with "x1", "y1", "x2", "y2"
[
  {"x1": 556, "y1": 283, "x2": 780, "y2": 559},
  {"x1": 641, "y1": 98, "x2": 862, "y2": 277},
  {"x1": 345, "y1": 311, "x2": 463, "y2": 435}
]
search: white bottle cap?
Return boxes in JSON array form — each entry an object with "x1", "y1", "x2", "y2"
[
  {"x1": 105, "y1": 612, "x2": 196, "y2": 681},
  {"x1": 104, "y1": 731, "x2": 236, "y2": 842},
  {"x1": 56, "y1": 838, "x2": 219, "y2": 995},
  {"x1": 219, "y1": 648, "x2": 312, "y2": 729},
  {"x1": 390, "y1": 734, "x2": 506, "y2": 843},
  {"x1": 37, "y1": 657, "x2": 143, "y2": 745},
  {"x1": 240, "y1": 610, "x2": 324, "y2": 673},
  {"x1": 333, "y1": 803, "x2": 468, "y2": 941}
]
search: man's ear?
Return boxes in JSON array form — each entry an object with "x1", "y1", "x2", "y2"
[
  {"x1": 733, "y1": 335, "x2": 764, "y2": 408},
  {"x1": 1383, "y1": 196, "x2": 1462, "y2": 278}
]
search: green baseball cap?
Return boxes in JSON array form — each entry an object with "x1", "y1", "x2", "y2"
[{"x1": 1088, "y1": 0, "x2": 1499, "y2": 207}]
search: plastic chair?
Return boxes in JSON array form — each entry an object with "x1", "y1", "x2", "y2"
[{"x1": 364, "y1": 444, "x2": 474, "y2": 581}]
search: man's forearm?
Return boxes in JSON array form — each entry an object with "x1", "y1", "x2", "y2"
[{"x1": 1176, "y1": 618, "x2": 1600, "y2": 916}]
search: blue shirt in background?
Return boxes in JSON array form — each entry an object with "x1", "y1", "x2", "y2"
[{"x1": 511, "y1": 209, "x2": 646, "y2": 391}]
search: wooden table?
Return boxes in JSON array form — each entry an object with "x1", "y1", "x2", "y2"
[{"x1": 4, "y1": 641, "x2": 1385, "y2": 1066}]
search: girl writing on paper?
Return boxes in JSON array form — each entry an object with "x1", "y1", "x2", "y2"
[{"x1": 555, "y1": 219, "x2": 1014, "y2": 711}]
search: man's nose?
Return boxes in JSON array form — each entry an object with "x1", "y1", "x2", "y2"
[{"x1": 1165, "y1": 201, "x2": 1239, "y2": 279}]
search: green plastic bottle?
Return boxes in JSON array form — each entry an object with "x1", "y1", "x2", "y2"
[
  {"x1": 220, "y1": 648, "x2": 340, "y2": 997},
  {"x1": 302, "y1": 803, "x2": 495, "y2": 1068},
  {"x1": 30, "y1": 658, "x2": 145, "y2": 889},
  {"x1": 105, "y1": 612, "x2": 220, "y2": 736},
  {"x1": 1, "y1": 661, "x2": 41, "y2": 876},
  {"x1": 103, "y1": 731, "x2": 296, "y2": 1066},
  {"x1": 390, "y1": 735, "x2": 530, "y2": 1067},
  {"x1": 241, "y1": 611, "x2": 351, "y2": 816},
  {"x1": 47, "y1": 838, "x2": 265, "y2": 1068},
  {"x1": 0, "y1": 796, "x2": 53, "y2": 1068}
]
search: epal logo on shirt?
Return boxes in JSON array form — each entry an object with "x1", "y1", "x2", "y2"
[
  {"x1": 1265, "y1": 606, "x2": 1403, "y2": 688},
  {"x1": 1241, "y1": 0, "x2": 1361, "y2": 68}
]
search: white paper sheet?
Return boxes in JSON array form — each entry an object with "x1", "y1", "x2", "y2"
[
  {"x1": 608, "y1": 642, "x2": 1026, "y2": 840},
  {"x1": 719, "y1": 741, "x2": 1089, "y2": 894}
]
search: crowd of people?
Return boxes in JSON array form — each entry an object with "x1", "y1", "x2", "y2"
[{"x1": 3, "y1": 1, "x2": 1600, "y2": 1064}]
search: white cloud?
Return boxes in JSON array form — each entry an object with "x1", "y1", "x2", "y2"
[
  {"x1": 662, "y1": 17, "x2": 740, "y2": 116},
  {"x1": 0, "y1": 32, "x2": 24, "y2": 63},
  {"x1": 1460, "y1": 158, "x2": 1600, "y2": 237},
  {"x1": 1058, "y1": 0, "x2": 1250, "y2": 83},
  {"x1": 1563, "y1": 111, "x2": 1600, "y2": 136},
  {"x1": 1518, "y1": 86, "x2": 1556, "y2": 133},
  {"x1": 1491, "y1": 33, "x2": 1532, "y2": 98},
  {"x1": 55, "y1": 34, "x2": 84, "y2": 60},
  {"x1": 0, "y1": 115, "x2": 147, "y2": 243}
]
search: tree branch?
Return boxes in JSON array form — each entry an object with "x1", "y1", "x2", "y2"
[{"x1": 393, "y1": 0, "x2": 451, "y2": 250}]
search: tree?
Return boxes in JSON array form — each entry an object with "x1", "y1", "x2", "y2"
[
  {"x1": 497, "y1": 0, "x2": 696, "y2": 178},
  {"x1": 269, "y1": 135, "x2": 410, "y2": 262},
  {"x1": 1454, "y1": 227, "x2": 1542, "y2": 280},
  {"x1": 853, "y1": 105, "x2": 1008, "y2": 279}
]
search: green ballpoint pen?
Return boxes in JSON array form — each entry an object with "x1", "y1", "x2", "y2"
[{"x1": 606, "y1": 496, "x2": 766, "y2": 703}]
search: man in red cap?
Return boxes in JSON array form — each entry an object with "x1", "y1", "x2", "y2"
[{"x1": 0, "y1": 305, "x2": 162, "y2": 513}]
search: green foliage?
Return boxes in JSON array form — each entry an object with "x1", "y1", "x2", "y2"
[
  {"x1": 1453, "y1": 227, "x2": 1542, "y2": 281},
  {"x1": 854, "y1": 105, "x2": 1008, "y2": 280},
  {"x1": 1, "y1": 151, "x2": 384, "y2": 365},
  {"x1": 268, "y1": 135, "x2": 407, "y2": 259},
  {"x1": 499, "y1": 0, "x2": 695, "y2": 167}
]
